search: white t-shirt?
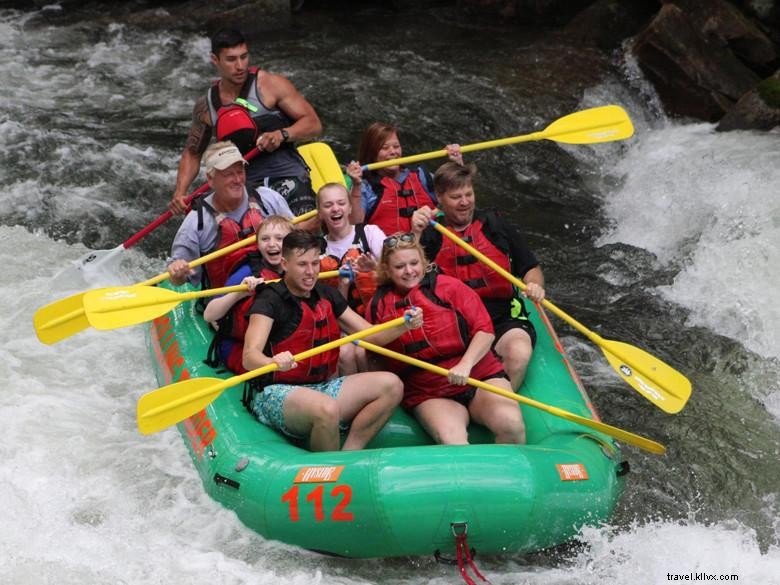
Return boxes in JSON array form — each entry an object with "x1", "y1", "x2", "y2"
[{"x1": 324, "y1": 224, "x2": 386, "y2": 260}]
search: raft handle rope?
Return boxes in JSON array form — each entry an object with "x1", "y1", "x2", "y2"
[{"x1": 433, "y1": 522, "x2": 489, "y2": 585}]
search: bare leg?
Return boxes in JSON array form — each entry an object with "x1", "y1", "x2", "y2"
[
  {"x1": 282, "y1": 386, "x2": 341, "y2": 452},
  {"x1": 494, "y1": 328, "x2": 533, "y2": 391},
  {"x1": 413, "y1": 398, "x2": 471, "y2": 445},
  {"x1": 336, "y1": 372, "x2": 403, "y2": 450},
  {"x1": 468, "y1": 378, "x2": 525, "y2": 444},
  {"x1": 338, "y1": 344, "x2": 359, "y2": 376}
]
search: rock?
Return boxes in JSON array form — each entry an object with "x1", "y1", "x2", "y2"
[
  {"x1": 665, "y1": 0, "x2": 778, "y2": 75},
  {"x1": 633, "y1": 3, "x2": 760, "y2": 120},
  {"x1": 456, "y1": 0, "x2": 592, "y2": 25},
  {"x1": 563, "y1": 0, "x2": 660, "y2": 51},
  {"x1": 717, "y1": 68, "x2": 780, "y2": 129}
]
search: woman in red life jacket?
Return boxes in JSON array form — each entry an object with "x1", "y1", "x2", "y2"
[
  {"x1": 317, "y1": 182, "x2": 386, "y2": 374},
  {"x1": 345, "y1": 122, "x2": 462, "y2": 235},
  {"x1": 367, "y1": 233, "x2": 525, "y2": 445},
  {"x1": 203, "y1": 215, "x2": 293, "y2": 373}
]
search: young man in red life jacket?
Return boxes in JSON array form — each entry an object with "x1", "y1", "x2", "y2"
[
  {"x1": 168, "y1": 28, "x2": 321, "y2": 224},
  {"x1": 203, "y1": 216, "x2": 293, "y2": 374},
  {"x1": 345, "y1": 122, "x2": 462, "y2": 235},
  {"x1": 167, "y1": 141, "x2": 293, "y2": 288},
  {"x1": 242, "y1": 230, "x2": 423, "y2": 452},
  {"x1": 410, "y1": 162, "x2": 546, "y2": 391}
]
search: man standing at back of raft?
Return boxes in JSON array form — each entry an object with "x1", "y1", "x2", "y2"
[
  {"x1": 242, "y1": 230, "x2": 424, "y2": 452},
  {"x1": 168, "y1": 28, "x2": 322, "y2": 219},
  {"x1": 167, "y1": 141, "x2": 293, "y2": 287},
  {"x1": 411, "y1": 162, "x2": 545, "y2": 391}
]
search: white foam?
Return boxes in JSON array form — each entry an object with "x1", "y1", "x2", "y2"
[{"x1": 596, "y1": 124, "x2": 780, "y2": 361}]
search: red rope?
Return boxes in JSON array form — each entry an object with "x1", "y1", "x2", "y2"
[{"x1": 454, "y1": 533, "x2": 490, "y2": 585}]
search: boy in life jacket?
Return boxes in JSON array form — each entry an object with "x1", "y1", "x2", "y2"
[
  {"x1": 367, "y1": 233, "x2": 524, "y2": 445},
  {"x1": 411, "y1": 162, "x2": 546, "y2": 391},
  {"x1": 242, "y1": 230, "x2": 423, "y2": 452},
  {"x1": 317, "y1": 182, "x2": 386, "y2": 374},
  {"x1": 203, "y1": 216, "x2": 293, "y2": 374},
  {"x1": 345, "y1": 122, "x2": 462, "y2": 235}
]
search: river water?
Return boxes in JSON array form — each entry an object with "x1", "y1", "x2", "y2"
[{"x1": 1, "y1": 6, "x2": 779, "y2": 585}]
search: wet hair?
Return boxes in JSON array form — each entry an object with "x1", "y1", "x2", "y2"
[
  {"x1": 282, "y1": 230, "x2": 324, "y2": 259},
  {"x1": 210, "y1": 28, "x2": 246, "y2": 56},
  {"x1": 433, "y1": 162, "x2": 478, "y2": 195},
  {"x1": 357, "y1": 122, "x2": 399, "y2": 165},
  {"x1": 257, "y1": 215, "x2": 293, "y2": 236},
  {"x1": 374, "y1": 232, "x2": 430, "y2": 287}
]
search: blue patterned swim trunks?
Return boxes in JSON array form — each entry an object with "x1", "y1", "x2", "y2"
[{"x1": 252, "y1": 377, "x2": 346, "y2": 439}]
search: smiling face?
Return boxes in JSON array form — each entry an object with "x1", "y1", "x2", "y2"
[
  {"x1": 256, "y1": 223, "x2": 291, "y2": 268},
  {"x1": 437, "y1": 183, "x2": 476, "y2": 230},
  {"x1": 211, "y1": 43, "x2": 249, "y2": 87},
  {"x1": 385, "y1": 247, "x2": 425, "y2": 292},
  {"x1": 376, "y1": 132, "x2": 402, "y2": 176},
  {"x1": 317, "y1": 184, "x2": 351, "y2": 236},
  {"x1": 208, "y1": 161, "x2": 246, "y2": 211}
]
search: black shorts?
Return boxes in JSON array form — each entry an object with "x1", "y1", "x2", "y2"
[
  {"x1": 449, "y1": 367, "x2": 508, "y2": 407},
  {"x1": 492, "y1": 314, "x2": 537, "y2": 348},
  {"x1": 451, "y1": 388, "x2": 477, "y2": 407}
]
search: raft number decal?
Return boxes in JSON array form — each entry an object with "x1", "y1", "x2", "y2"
[
  {"x1": 556, "y1": 463, "x2": 589, "y2": 481},
  {"x1": 282, "y1": 466, "x2": 353, "y2": 522}
]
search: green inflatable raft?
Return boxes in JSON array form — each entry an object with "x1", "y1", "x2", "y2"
[{"x1": 147, "y1": 282, "x2": 626, "y2": 558}]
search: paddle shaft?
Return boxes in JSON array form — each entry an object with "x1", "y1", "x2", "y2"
[
  {"x1": 356, "y1": 340, "x2": 665, "y2": 455},
  {"x1": 364, "y1": 106, "x2": 631, "y2": 171},
  {"x1": 35, "y1": 209, "x2": 316, "y2": 334},
  {"x1": 431, "y1": 220, "x2": 690, "y2": 410},
  {"x1": 87, "y1": 270, "x2": 339, "y2": 316},
  {"x1": 431, "y1": 221, "x2": 593, "y2": 337},
  {"x1": 140, "y1": 316, "x2": 407, "y2": 422}
]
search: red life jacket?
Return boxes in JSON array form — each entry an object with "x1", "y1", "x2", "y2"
[
  {"x1": 208, "y1": 67, "x2": 296, "y2": 160},
  {"x1": 217, "y1": 264, "x2": 283, "y2": 374},
  {"x1": 267, "y1": 287, "x2": 341, "y2": 385},
  {"x1": 433, "y1": 215, "x2": 514, "y2": 300},
  {"x1": 198, "y1": 193, "x2": 264, "y2": 289},
  {"x1": 369, "y1": 271, "x2": 469, "y2": 365},
  {"x1": 365, "y1": 169, "x2": 436, "y2": 234},
  {"x1": 319, "y1": 224, "x2": 374, "y2": 313},
  {"x1": 210, "y1": 67, "x2": 259, "y2": 155}
]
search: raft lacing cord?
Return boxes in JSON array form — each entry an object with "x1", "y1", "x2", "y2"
[{"x1": 452, "y1": 523, "x2": 490, "y2": 585}]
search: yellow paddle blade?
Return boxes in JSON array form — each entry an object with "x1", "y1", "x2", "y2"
[
  {"x1": 298, "y1": 142, "x2": 346, "y2": 190},
  {"x1": 33, "y1": 292, "x2": 89, "y2": 345},
  {"x1": 600, "y1": 339, "x2": 692, "y2": 414},
  {"x1": 542, "y1": 105, "x2": 634, "y2": 144},
  {"x1": 84, "y1": 286, "x2": 185, "y2": 330},
  {"x1": 356, "y1": 340, "x2": 665, "y2": 455},
  {"x1": 137, "y1": 377, "x2": 233, "y2": 435}
]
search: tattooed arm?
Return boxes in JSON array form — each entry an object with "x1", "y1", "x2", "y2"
[{"x1": 169, "y1": 96, "x2": 213, "y2": 215}]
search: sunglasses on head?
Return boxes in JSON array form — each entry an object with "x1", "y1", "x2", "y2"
[{"x1": 383, "y1": 233, "x2": 415, "y2": 249}]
